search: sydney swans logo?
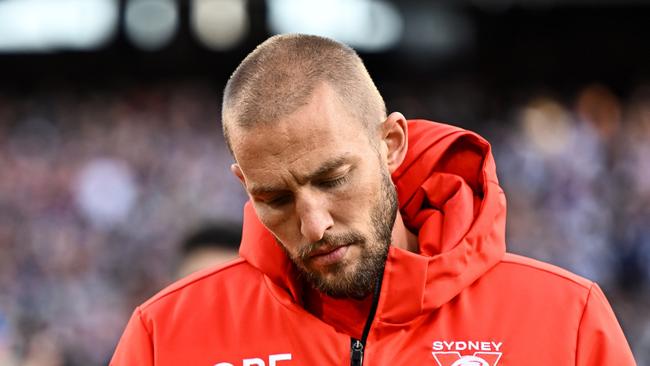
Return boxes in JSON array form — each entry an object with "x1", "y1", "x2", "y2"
[{"x1": 432, "y1": 340, "x2": 503, "y2": 366}]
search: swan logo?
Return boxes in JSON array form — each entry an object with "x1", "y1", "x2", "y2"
[
  {"x1": 450, "y1": 356, "x2": 490, "y2": 366},
  {"x1": 432, "y1": 341, "x2": 502, "y2": 366}
]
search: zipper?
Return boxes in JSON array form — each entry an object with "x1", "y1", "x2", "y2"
[
  {"x1": 350, "y1": 270, "x2": 384, "y2": 366},
  {"x1": 350, "y1": 339, "x2": 364, "y2": 366}
]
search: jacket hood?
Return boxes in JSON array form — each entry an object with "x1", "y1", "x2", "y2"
[{"x1": 238, "y1": 120, "x2": 506, "y2": 325}]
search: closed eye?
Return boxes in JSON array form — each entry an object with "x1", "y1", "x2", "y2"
[
  {"x1": 319, "y1": 175, "x2": 349, "y2": 189},
  {"x1": 259, "y1": 194, "x2": 293, "y2": 208}
]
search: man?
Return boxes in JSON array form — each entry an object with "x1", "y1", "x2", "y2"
[{"x1": 111, "y1": 34, "x2": 636, "y2": 365}]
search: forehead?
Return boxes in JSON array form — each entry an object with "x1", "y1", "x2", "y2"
[{"x1": 232, "y1": 84, "x2": 373, "y2": 177}]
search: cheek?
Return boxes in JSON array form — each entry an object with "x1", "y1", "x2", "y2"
[
  {"x1": 331, "y1": 181, "x2": 379, "y2": 224},
  {"x1": 252, "y1": 204, "x2": 300, "y2": 244},
  {"x1": 253, "y1": 205, "x2": 284, "y2": 231}
]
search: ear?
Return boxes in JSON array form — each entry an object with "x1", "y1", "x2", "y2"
[
  {"x1": 380, "y1": 112, "x2": 408, "y2": 174},
  {"x1": 230, "y1": 163, "x2": 247, "y2": 188}
]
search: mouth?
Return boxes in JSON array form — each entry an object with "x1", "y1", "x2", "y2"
[
  {"x1": 309, "y1": 244, "x2": 347, "y2": 257},
  {"x1": 308, "y1": 244, "x2": 352, "y2": 266}
]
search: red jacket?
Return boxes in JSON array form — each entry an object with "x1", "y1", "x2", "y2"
[{"x1": 111, "y1": 120, "x2": 635, "y2": 365}]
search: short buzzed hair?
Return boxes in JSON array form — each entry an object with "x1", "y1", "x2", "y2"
[{"x1": 222, "y1": 34, "x2": 387, "y2": 154}]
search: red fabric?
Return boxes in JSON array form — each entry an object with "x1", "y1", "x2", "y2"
[{"x1": 111, "y1": 120, "x2": 635, "y2": 365}]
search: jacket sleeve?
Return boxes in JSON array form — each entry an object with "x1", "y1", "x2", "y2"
[
  {"x1": 110, "y1": 307, "x2": 155, "y2": 366},
  {"x1": 575, "y1": 283, "x2": 636, "y2": 365}
]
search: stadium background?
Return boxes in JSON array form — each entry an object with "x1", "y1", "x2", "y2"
[{"x1": 1, "y1": 0, "x2": 649, "y2": 364}]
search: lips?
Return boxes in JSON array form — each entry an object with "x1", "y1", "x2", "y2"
[
  {"x1": 308, "y1": 245, "x2": 351, "y2": 267},
  {"x1": 309, "y1": 245, "x2": 348, "y2": 258}
]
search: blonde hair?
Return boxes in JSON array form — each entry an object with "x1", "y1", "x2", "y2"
[{"x1": 222, "y1": 34, "x2": 386, "y2": 153}]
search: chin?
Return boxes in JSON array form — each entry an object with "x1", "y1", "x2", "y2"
[
  {"x1": 307, "y1": 262, "x2": 348, "y2": 281},
  {"x1": 318, "y1": 264, "x2": 361, "y2": 288}
]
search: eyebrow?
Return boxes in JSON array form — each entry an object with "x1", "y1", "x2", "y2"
[{"x1": 249, "y1": 154, "x2": 351, "y2": 196}]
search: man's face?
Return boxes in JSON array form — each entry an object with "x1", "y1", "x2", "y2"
[{"x1": 231, "y1": 84, "x2": 398, "y2": 298}]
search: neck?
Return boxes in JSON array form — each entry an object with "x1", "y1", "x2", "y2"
[{"x1": 391, "y1": 210, "x2": 418, "y2": 253}]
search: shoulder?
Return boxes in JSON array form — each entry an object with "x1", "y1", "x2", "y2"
[
  {"x1": 496, "y1": 252, "x2": 593, "y2": 290},
  {"x1": 464, "y1": 253, "x2": 598, "y2": 331},
  {"x1": 139, "y1": 258, "x2": 263, "y2": 314},
  {"x1": 479, "y1": 252, "x2": 595, "y2": 308}
]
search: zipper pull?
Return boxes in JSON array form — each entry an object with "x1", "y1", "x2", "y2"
[{"x1": 351, "y1": 338, "x2": 364, "y2": 366}]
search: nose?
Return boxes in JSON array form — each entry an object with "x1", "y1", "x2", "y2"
[{"x1": 296, "y1": 192, "x2": 333, "y2": 243}]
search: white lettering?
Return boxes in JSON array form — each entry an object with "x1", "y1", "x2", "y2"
[
  {"x1": 243, "y1": 358, "x2": 265, "y2": 366},
  {"x1": 432, "y1": 340, "x2": 504, "y2": 352},
  {"x1": 215, "y1": 353, "x2": 292, "y2": 366},
  {"x1": 443, "y1": 341, "x2": 454, "y2": 350},
  {"x1": 492, "y1": 342, "x2": 503, "y2": 351},
  {"x1": 269, "y1": 353, "x2": 292, "y2": 365},
  {"x1": 432, "y1": 341, "x2": 444, "y2": 351}
]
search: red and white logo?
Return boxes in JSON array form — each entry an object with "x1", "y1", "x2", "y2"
[{"x1": 432, "y1": 341, "x2": 502, "y2": 366}]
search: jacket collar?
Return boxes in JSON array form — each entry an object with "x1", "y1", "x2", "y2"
[{"x1": 239, "y1": 120, "x2": 506, "y2": 329}]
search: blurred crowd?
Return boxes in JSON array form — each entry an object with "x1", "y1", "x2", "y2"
[
  {"x1": 0, "y1": 80, "x2": 648, "y2": 365},
  {"x1": 0, "y1": 82, "x2": 247, "y2": 365},
  {"x1": 489, "y1": 84, "x2": 650, "y2": 363}
]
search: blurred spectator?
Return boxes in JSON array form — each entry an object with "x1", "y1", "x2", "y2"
[{"x1": 176, "y1": 223, "x2": 241, "y2": 279}]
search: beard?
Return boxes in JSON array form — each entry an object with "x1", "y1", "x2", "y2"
[{"x1": 278, "y1": 168, "x2": 398, "y2": 299}]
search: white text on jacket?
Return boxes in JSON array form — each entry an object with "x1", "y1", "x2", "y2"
[
  {"x1": 214, "y1": 353, "x2": 292, "y2": 366},
  {"x1": 432, "y1": 341, "x2": 503, "y2": 352}
]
